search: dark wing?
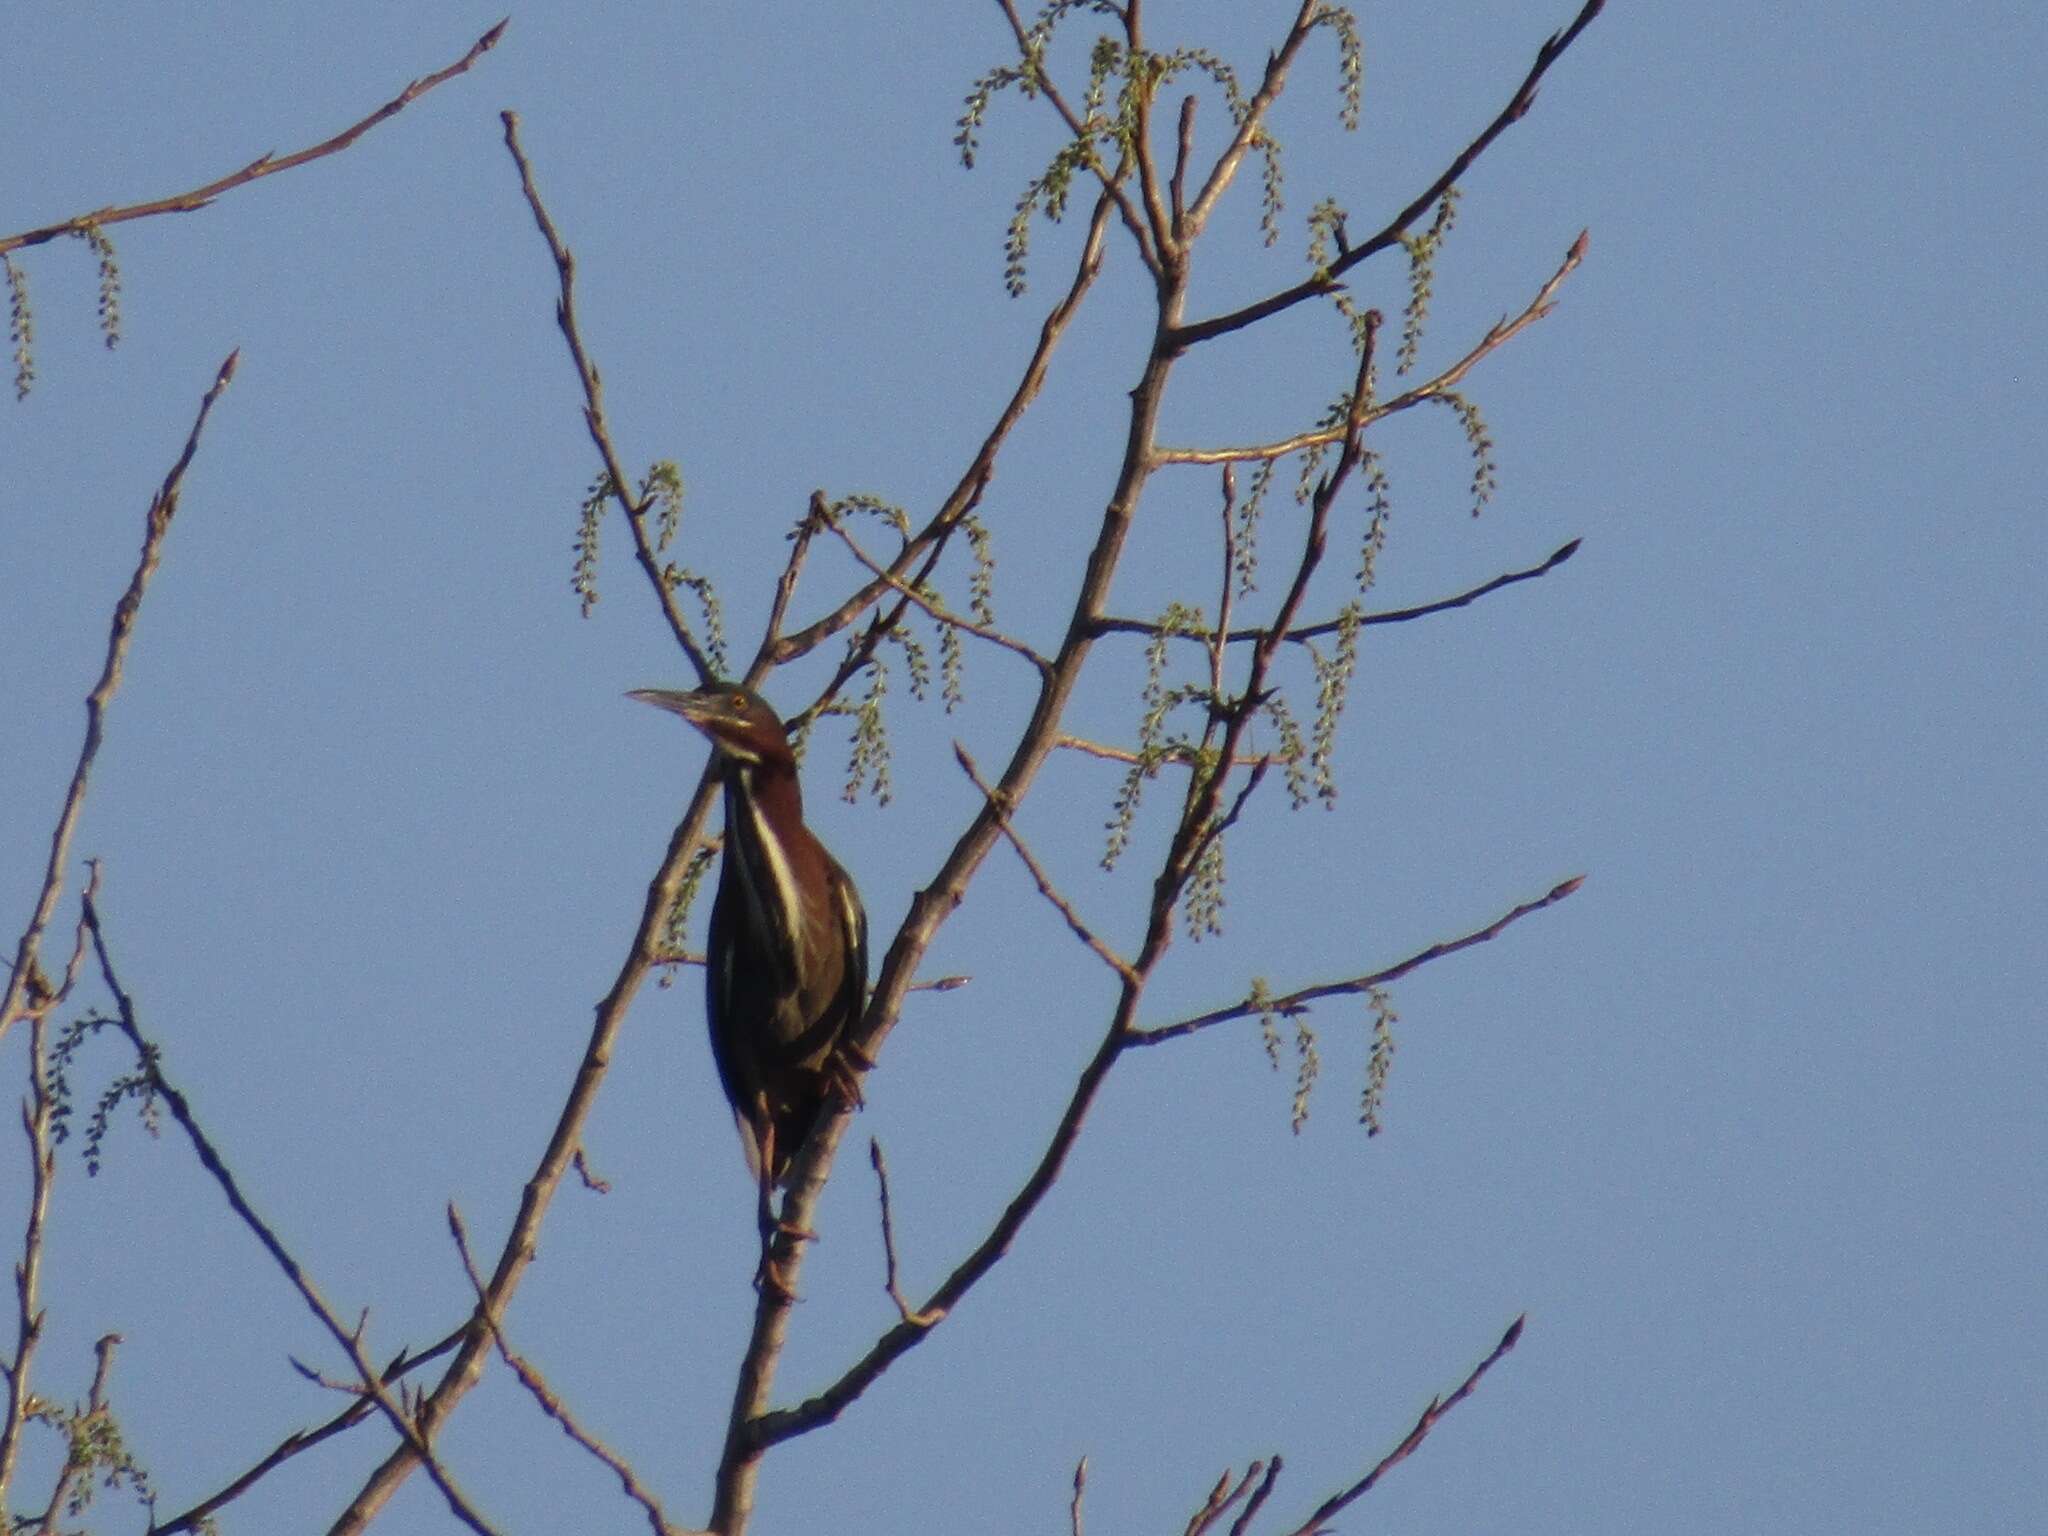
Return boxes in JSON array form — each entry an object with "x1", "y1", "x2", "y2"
[
  {"x1": 827, "y1": 851, "x2": 869, "y2": 1050},
  {"x1": 703, "y1": 866, "x2": 766, "y2": 1179}
]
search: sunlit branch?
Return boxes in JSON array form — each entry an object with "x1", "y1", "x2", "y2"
[
  {"x1": 0, "y1": 863, "x2": 103, "y2": 1509},
  {"x1": 1183, "y1": 1460, "x2": 1272, "y2": 1536},
  {"x1": 1179, "y1": 1, "x2": 1320, "y2": 242},
  {"x1": 1055, "y1": 734, "x2": 1285, "y2": 771},
  {"x1": 0, "y1": 23, "x2": 506, "y2": 258},
  {"x1": 1228, "y1": 1457, "x2": 1282, "y2": 1536},
  {"x1": 770, "y1": 189, "x2": 1111, "y2": 668},
  {"x1": 332, "y1": 780, "x2": 722, "y2": 1531},
  {"x1": 1372, "y1": 229, "x2": 1587, "y2": 412}
]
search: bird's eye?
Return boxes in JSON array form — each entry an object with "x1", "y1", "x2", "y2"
[{"x1": 730, "y1": 692, "x2": 747, "y2": 710}]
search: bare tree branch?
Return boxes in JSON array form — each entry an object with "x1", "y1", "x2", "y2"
[
  {"x1": 2, "y1": 349, "x2": 237, "y2": 1052},
  {"x1": 149, "y1": 1328, "x2": 466, "y2": 1536},
  {"x1": 331, "y1": 783, "x2": 719, "y2": 1533},
  {"x1": 79, "y1": 892, "x2": 502, "y2": 1536},
  {"x1": 1179, "y1": 2, "x2": 1321, "y2": 242},
  {"x1": 1055, "y1": 733, "x2": 1286, "y2": 771},
  {"x1": 1093, "y1": 539, "x2": 1582, "y2": 646},
  {"x1": 1184, "y1": 1460, "x2": 1269, "y2": 1536},
  {"x1": 1278, "y1": 1316, "x2": 1525, "y2": 1536},
  {"x1": 1131, "y1": 877, "x2": 1584, "y2": 1047},
  {"x1": 448, "y1": 1207, "x2": 692, "y2": 1536},
  {"x1": 0, "y1": 22, "x2": 506, "y2": 257}
]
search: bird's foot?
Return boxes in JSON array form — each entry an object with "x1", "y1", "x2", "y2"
[
  {"x1": 824, "y1": 1041, "x2": 874, "y2": 1109},
  {"x1": 753, "y1": 1230, "x2": 814, "y2": 1303}
]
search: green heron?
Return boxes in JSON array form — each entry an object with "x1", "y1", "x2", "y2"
[{"x1": 630, "y1": 684, "x2": 869, "y2": 1286}]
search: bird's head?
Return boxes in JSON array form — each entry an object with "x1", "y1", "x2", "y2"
[{"x1": 628, "y1": 684, "x2": 794, "y2": 768}]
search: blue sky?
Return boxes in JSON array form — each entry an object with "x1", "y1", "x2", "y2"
[{"x1": 5, "y1": 3, "x2": 2044, "y2": 1533}]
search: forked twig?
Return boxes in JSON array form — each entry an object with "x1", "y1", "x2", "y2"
[
  {"x1": 955, "y1": 745, "x2": 1137, "y2": 984},
  {"x1": 827, "y1": 516, "x2": 1051, "y2": 677},
  {"x1": 867, "y1": 1141, "x2": 943, "y2": 1328}
]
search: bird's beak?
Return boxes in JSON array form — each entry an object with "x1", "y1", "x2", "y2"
[
  {"x1": 629, "y1": 686, "x2": 758, "y2": 756},
  {"x1": 628, "y1": 687, "x2": 720, "y2": 733}
]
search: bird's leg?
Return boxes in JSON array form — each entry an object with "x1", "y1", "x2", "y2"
[{"x1": 750, "y1": 1107, "x2": 813, "y2": 1302}]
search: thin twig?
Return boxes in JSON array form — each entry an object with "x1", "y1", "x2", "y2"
[
  {"x1": 1371, "y1": 229, "x2": 1588, "y2": 413},
  {"x1": 500, "y1": 111, "x2": 715, "y2": 680},
  {"x1": 1279, "y1": 1317, "x2": 1525, "y2": 1536},
  {"x1": 0, "y1": 866, "x2": 96, "y2": 1509},
  {"x1": 1093, "y1": 539, "x2": 1582, "y2": 645},
  {"x1": 148, "y1": 1328, "x2": 466, "y2": 1536},
  {"x1": 769, "y1": 187, "x2": 1112, "y2": 669},
  {"x1": 955, "y1": 745, "x2": 1137, "y2": 985},
  {"x1": 0, "y1": 22, "x2": 506, "y2": 257},
  {"x1": 1228, "y1": 1457, "x2": 1283, "y2": 1536},
  {"x1": 1070, "y1": 1456, "x2": 1088, "y2": 1536},
  {"x1": 448, "y1": 1208, "x2": 690, "y2": 1536},
  {"x1": 827, "y1": 516, "x2": 1051, "y2": 677},
  {"x1": 1131, "y1": 877, "x2": 1584, "y2": 1047},
  {"x1": 1178, "y1": 1, "x2": 1320, "y2": 243},
  {"x1": 24, "y1": 1335, "x2": 123, "y2": 1533},
  {"x1": 1172, "y1": 0, "x2": 1606, "y2": 347},
  {"x1": 1055, "y1": 734, "x2": 1285, "y2": 772},
  {"x1": 1185, "y1": 1462, "x2": 1267, "y2": 1536},
  {"x1": 1168, "y1": 94, "x2": 1197, "y2": 238},
  {"x1": 867, "y1": 1141, "x2": 943, "y2": 1328},
  {"x1": 1159, "y1": 229, "x2": 1589, "y2": 467},
  {"x1": 993, "y1": 0, "x2": 1162, "y2": 280},
  {"x1": 1, "y1": 349, "x2": 237, "y2": 1051}
]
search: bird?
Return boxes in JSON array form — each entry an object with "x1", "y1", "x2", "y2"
[{"x1": 629, "y1": 683, "x2": 869, "y2": 1289}]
